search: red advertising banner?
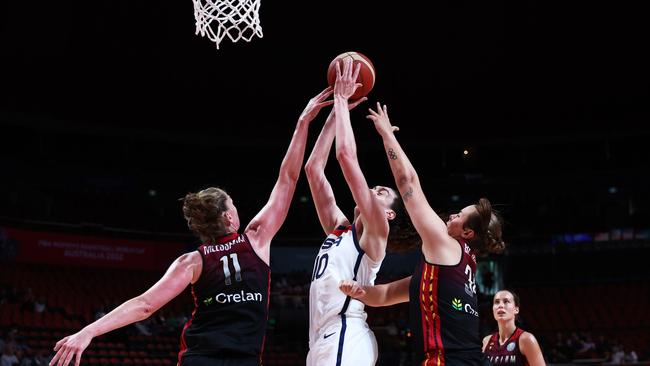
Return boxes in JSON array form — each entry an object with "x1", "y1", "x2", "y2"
[{"x1": 2, "y1": 226, "x2": 187, "y2": 270}]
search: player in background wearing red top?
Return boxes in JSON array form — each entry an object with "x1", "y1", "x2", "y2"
[{"x1": 483, "y1": 290, "x2": 546, "y2": 366}]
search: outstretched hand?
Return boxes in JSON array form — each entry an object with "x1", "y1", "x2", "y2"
[
  {"x1": 50, "y1": 329, "x2": 93, "y2": 366},
  {"x1": 334, "y1": 58, "x2": 362, "y2": 100},
  {"x1": 300, "y1": 86, "x2": 335, "y2": 123},
  {"x1": 339, "y1": 280, "x2": 366, "y2": 299},
  {"x1": 367, "y1": 102, "x2": 399, "y2": 136}
]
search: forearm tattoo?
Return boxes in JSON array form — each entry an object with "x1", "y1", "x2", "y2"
[
  {"x1": 403, "y1": 187, "x2": 414, "y2": 202},
  {"x1": 387, "y1": 148, "x2": 397, "y2": 160}
]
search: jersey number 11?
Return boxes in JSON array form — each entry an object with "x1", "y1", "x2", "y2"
[{"x1": 220, "y1": 253, "x2": 242, "y2": 285}]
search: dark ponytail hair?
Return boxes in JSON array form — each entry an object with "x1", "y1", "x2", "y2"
[
  {"x1": 182, "y1": 187, "x2": 231, "y2": 244},
  {"x1": 464, "y1": 198, "x2": 505, "y2": 255}
]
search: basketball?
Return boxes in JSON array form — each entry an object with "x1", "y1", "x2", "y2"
[{"x1": 327, "y1": 51, "x2": 376, "y2": 100}]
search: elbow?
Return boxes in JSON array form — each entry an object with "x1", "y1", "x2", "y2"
[
  {"x1": 335, "y1": 148, "x2": 355, "y2": 165},
  {"x1": 395, "y1": 170, "x2": 417, "y2": 188},
  {"x1": 137, "y1": 296, "x2": 156, "y2": 320},
  {"x1": 279, "y1": 169, "x2": 300, "y2": 185},
  {"x1": 304, "y1": 160, "x2": 318, "y2": 179}
]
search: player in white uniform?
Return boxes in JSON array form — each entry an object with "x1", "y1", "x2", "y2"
[{"x1": 304, "y1": 58, "x2": 420, "y2": 366}]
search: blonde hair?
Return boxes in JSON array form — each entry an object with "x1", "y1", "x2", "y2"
[{"x1": 182, "y1": 187, "x2": 231, "y2": 243}]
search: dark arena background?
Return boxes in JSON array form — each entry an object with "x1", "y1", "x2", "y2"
[{"x1": 1, "y1": 0, "x2": 649, "y2": 365}]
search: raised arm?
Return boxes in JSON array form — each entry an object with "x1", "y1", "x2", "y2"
[
  {"x1": 245, "y1": 87, "x2": 333, "y2": 264},
  {"x1": 305, "y1": 98, "x2": 367, "y2": 234},
  {"x1": 305, "y1": 109, "x2": 345, "y2": 234},
  {"x1": 367, "y1": 103, "x2": 459, "y2": 262},
  {"x1": 333, "y1": 59, "x2": 389, "y2": 261},
  {"x1": 50, "y1": 252, "x2": 201, "y2": 366},
  {"x1": 339, "y1": 276, "x2": 410, "y2": 307}
]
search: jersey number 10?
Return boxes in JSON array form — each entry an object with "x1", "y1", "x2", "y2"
[{"x1": 311, "y1": 253, "x2": 329, "y2": 281}]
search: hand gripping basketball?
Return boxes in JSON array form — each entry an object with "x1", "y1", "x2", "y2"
[{"x1": 327, "y1": 51, "x2": 376, "y2": 100}]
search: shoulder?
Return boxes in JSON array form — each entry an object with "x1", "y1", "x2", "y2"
[
  {"x1": 175, "y1": 251, "x2": 203, "y2": 283},
  {"x1": 519, "y1": 331, "x2": 540, "y2": 350},
  {"x1": 520, "y1": 331, "x2": 537, "y2": 343},
  {"x1": 244, "y1": 223, "x2": 264, "y2": 243},
  {"x1": 422, "y1": 237, "x2": 463, "y2": 266},
  {"x1": 358, "y1": 231, "x2": 388, "y2": 262},
  {"x1": 519, "y1": 331, "x2": 546, "y2": 364},
  {"x1": 174, "y1": 251, "x2": 202, "y2": 268},
  {"x1": 483, "y1": 334, "x2": 492, "y2": 343},
  {"x1": 482, "y1": 335, "x2": 492, "y2": 350}
]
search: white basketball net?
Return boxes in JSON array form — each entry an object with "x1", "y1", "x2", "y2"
[{"x1": 192, "y1": 0, "x2": 263, "y2": 49}]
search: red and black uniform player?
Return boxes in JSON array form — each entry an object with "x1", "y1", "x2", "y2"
[
  {"x1": 339, "y1": 103, "x2": 507, "y2": 366},
  {"x1": 482, "y1": 290, "x2": 546, "y2": 366},
  {"x1": 49, "y1": 87, "x2": 336, "y2": 366},
  {"x1": 179, "y1": 233, "x2": 270, "y2": 365},
  {"x1": 484, "y1": 327, "x2": 529, "y2": 366},
  {"x1": 410, "y1": 241, "x2": 488, "y2": 366}
]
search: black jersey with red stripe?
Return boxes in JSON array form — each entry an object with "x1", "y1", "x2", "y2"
[
  {"x1": 178, "y1": 233, "x2": 270, "y2": 363},
  {"x1": 409, "y1": 241, "x2": 486, "y2": 365},
  {"x1": 484, "y1": 328, "x2": 529, "y2": 366}
]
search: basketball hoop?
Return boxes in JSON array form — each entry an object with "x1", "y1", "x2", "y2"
[{"x1": 192, "y1": 0, "x2": 263, "y2": 49}]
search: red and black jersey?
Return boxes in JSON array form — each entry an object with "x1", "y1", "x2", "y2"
[
  {"x1": 409, "y1": 241, "x2": 487, "y2": 365},
  {"x1": 178, "y1": 233, "x2": 270, "y2": 364},
  {"x1": 484, "y1": 328, "x2": 529, "y2": 366}
]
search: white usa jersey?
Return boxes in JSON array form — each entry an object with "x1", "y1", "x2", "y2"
[{"x1": 308, "y1": 224, "x2": 382, "y2": 344}]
